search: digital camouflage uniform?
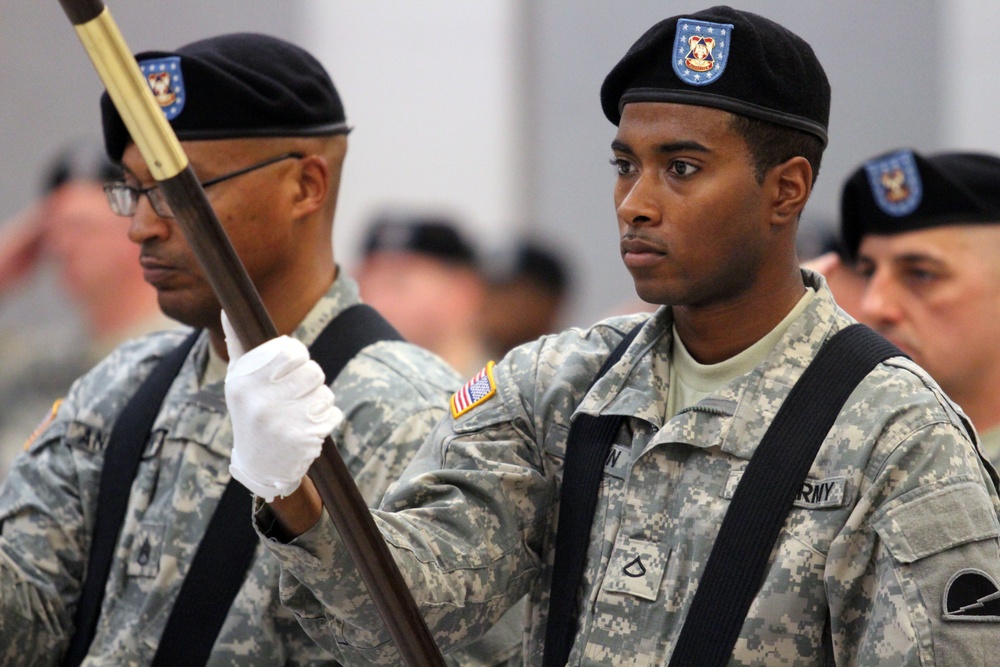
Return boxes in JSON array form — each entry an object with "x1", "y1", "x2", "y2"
[
  {"x1": 259, "y1": 271, "x2": 1000, "y2": 666},
  {"x1": 981, "y1": 427, "x2": 1000, "y2": 469},
  {"x1": 0, "y1": 275, "x2": 520, "y2": 666}
]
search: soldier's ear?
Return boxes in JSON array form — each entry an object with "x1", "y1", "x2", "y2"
[
  {"x1": 768, "y1": 156, "x2": 812, "y2": 227},
  {"x1": 289, "y1": 154, "x2": 329, "y2": 218}
]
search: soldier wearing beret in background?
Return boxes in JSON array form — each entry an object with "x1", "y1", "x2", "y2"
[
  {"x1": 0, "y1": 32, "x2": 521, "y2": 666},
  {"x1": 224, "y1": 7, "x2": 1000, "y2": 666},
  {"x1": 354, "y1": 213, "x2": 492, "y2": 378},
  {"x1": 0, "y1": 140, "x2": 177, "y2": 481},
  {"x1": 479, "y1": 238, "x2": 571, "y2": 360},
  {"x1": 841, "y1": 149, "x2": 1000, "y2": 468}
]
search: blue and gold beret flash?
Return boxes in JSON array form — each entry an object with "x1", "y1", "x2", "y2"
[
  {"x1": 840, "y1": 149, "x2": 1000, "y2": 259},
  {"x1": 600, "y1": 5, "x2": 830, "y2": 146},
  {"x1": 101, "y1": 32, "x2": 349, "y2": 162}
]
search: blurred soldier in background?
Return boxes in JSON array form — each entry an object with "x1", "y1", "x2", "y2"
[
  {"x1": 0, "y1": 140, "x2": 173, "y2": 479},
  {"x1": 798, "y1": 223, "x2": 866, "y2": 318},
  {"x1": 841, "y1": 148, "x2": 1000, "y2": 466},
  {"x1": 480, "y1": 237, "x2": 571, "y2": 358},
  {"x1": 354, "y1": 213, "x2": 490, "y2": 376}
]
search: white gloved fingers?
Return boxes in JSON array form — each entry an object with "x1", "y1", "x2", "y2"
[
  {"x1": 226, "y1": 335, "x2": 310, "y2": 381},
  {"x1": 220, "y1": 310, "x2": 246, "y2": 363},
  {"x1": 307, "y1": 387, "x2": 342, "y2": 424},
  {"x1": 272, "y1": 357, "x2": 330, "y2": 400}
]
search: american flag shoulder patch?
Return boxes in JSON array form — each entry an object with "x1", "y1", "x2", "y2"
[{"x1": 451, "y1": 362, "x2": 497, "y2": 419}]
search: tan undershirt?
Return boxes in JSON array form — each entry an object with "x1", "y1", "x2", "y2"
[{"x1": 666, "y1": 288, "x2": 816, "y2": 419}]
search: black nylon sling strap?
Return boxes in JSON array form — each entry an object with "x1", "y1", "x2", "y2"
[
  {"x1": 153, "y1": 304, "x2": 402, "y2": 666},
  {"x1": 151, "y1": 477, "x2": 259, "y2": 667},
  {"x1": 64, "y1": 330, "x2": 200, "y2": 667},
  {"x1": 65, "y1": 304, "x2": 401, "y2": 667},
  {"x1": 542, "y1": 322, "x2": 901, "y2": 667},
  {"x1": 667, "y1": 323, "x2": 901, "y2": 667},
  {"x1": 542, "y1": 322, "x2": 645, "y2": 667}
]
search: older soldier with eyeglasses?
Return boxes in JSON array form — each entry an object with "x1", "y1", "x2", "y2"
[{"x1": 0, "y1": 32, "x2": 521, "y2": 666}]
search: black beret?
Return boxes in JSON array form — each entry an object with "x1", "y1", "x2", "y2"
[
  {"x1": 601, "y1": 5, "x2": 830, "y2": 145},
  {"x1": 840, "y1": 149, "x2": 1000, "y2": 259},
  {"x1": 488, "y1": 240, "x2": 570, "y2": 294},
  {"x1": 362, "y1": 214, "x2": 478, "y2": 267},
  {"x1": 101, "y1": 32, "x2": 348, "y2": 161}
]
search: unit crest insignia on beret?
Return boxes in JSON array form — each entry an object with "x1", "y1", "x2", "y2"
[
  {"x1": 451, "y1": 362, "x2": 497, "y2": 419},
  {"x1": 864, "y1": 149, "x2": 923, "y2": 217},
  {"x1": 672, "y1": 19, "x2": 734, "y2": 86},
  {"x1": 140, "y1": 56, "x2": 186, "y2": 120}
]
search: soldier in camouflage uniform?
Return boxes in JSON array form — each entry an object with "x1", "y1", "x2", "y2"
[
  {"x1": 839, "y1": 149, "x2": 1000, "y2": 469},
  {"x1": 224, "y1": 7, "x2": 1000, "y2": 666},
  {"x1": 0, "y1": 33, "x2": 521, "y2": 666}
]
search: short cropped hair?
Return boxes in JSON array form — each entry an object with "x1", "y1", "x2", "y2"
[{"x1": 729, "y1": 114, "x2": 824, "y2": 186}]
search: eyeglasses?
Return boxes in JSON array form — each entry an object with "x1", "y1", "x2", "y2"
[{"x1": 104, "y1": 152, "x2": 304, "y2": 219}]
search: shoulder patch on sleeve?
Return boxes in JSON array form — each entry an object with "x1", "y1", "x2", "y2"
[
  {"x1": 943, "y1": 568, "x2": 1000, "y2": 620},
  {"x1": 451, "y1": 362, "x2": 497, "y2": 419},
  {"x1": 22, "y1": 398, "x2": 62, "y2": 451}
]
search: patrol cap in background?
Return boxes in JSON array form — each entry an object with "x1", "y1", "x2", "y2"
[
  {"x1": 101, "y1": 32, "x2": 349, "y2": 162},
  {"x1": 600, "y1": 5, "x2": 830, "y2": 146},
  {"x1": 840, "y1": 149, "x2": 1000, "y2": 259},
  {"x1": 41, "y1": 139, "x2": 121, "y2": 195},
  {"x1": 361, "y1": 213, "x2": 478, "y2": 267}
]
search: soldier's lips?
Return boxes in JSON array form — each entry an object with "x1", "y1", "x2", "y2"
[
  {"x1": 139, "y1": 257, "x2": 179, "y2": 285},
  {"x1": 621, "y1": 239, "x2": 666, "y2": 269}
]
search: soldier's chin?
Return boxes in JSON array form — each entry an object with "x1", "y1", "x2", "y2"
[
  {"x1": 156, "y1": 294, "x2": 217, "y2": 330},
  {"x1": 630, "y1": 281, "x2": 670, "y2": 307}
]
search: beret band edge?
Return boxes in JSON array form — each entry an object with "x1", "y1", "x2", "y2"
[{"x1": 618, "y1": 88, "x2": 828, "y2": 147}]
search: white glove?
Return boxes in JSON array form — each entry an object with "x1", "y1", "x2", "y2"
[{"x1": 222, "y1": 311, "x2": 343, "y2": 502}]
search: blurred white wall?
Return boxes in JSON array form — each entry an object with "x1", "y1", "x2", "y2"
[
  {"x1": 2, "y1": 1, "x2": 997, "y2": 327},
  {"x1": 941, "y1": 0, "x2": 1000, "y2": 152},
  {"x1": 299, "y1": 2, "x2": 527, "y2": 269}
]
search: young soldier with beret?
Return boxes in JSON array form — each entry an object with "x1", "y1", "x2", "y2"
[
  {"x1": 842, "y1": 149, "x2": 1000, "y2": 467},
  {"x1": 0, "y1": 32, "x2": 520, "y2": 666},
  {"x1": 227, "y1": 7, "x2": 1000, "y2": 665}
]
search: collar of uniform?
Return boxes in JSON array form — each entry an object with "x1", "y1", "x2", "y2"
[
  {"x1": 290, "y1": 268, "x2": 362, "y2": 348},
  {"x1": 198, "y1": 269, "x2": 354, "y2": 389},
  {"x1": 575, "y1": 270, "x2": 850, "y2": 461},
  {"x1": 714, "y1": 270, "x2": 849, "y2": 460},
  {"x1": 573, "y1": 307, "x2": 672, "y2": 428}
]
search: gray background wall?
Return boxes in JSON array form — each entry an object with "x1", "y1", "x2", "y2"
[{"x1": 3, "y1": 1, "x2": 992, "y2": 330}]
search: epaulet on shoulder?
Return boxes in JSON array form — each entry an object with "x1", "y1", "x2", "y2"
[
  {"x1": 113, "y1": 326, "x2": 195, "y2": 354},
  {"x1": 592, "y1": 312, "x2": 652, "y2": 345},
  {"x1": 86, "y1": 328, "x2": 198, "y2": 383},
  {"x1": 22, "y1": 398, "x2": 63, "y2": 452}
]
